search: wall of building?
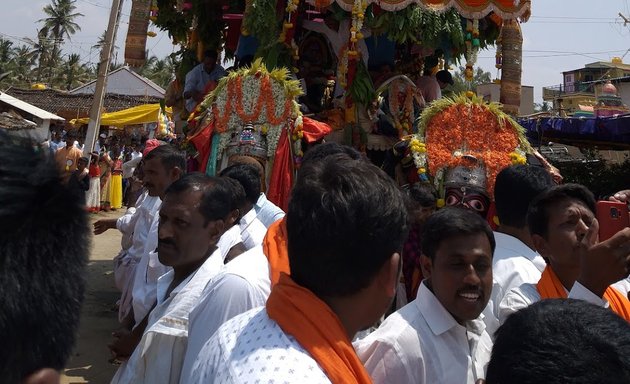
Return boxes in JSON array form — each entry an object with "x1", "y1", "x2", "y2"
[{"x1": 476, "y1": 83, "x2": 534, "y2": 116}]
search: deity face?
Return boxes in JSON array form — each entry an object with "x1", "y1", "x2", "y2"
[{"x1": 445, "y1": 185, "x2": 490, "y2": 218}]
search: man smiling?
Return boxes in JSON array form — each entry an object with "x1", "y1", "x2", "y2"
[{"x1": 355, "y1": 207, "x2": 494, "y2": 384}]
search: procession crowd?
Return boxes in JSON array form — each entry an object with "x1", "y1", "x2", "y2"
[{"x1": 1, "y1": 131, "x2": 630, "y2": 384}]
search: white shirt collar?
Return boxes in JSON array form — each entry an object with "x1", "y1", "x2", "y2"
[
  {"x1": 493, "y1": 231, "x2": 546, "y2": 271},
  {"x1": 416, "y1": 281, "x2": 486, "y2": 337}
]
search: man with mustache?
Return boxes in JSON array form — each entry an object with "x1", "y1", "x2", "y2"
[
  {"x1": 108, "y1": 144, "x2": 185, "y2": 361},
  {"x1": 112, "y1": 173, "x2": 235, "y2": 383},
  {"x1": 355, "y1": 207, "x2": 494, "y2": 384}
]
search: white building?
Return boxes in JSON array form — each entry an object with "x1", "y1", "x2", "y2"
[{"x1": 69, "y1": 66, "x2": 165, "y2": 98}]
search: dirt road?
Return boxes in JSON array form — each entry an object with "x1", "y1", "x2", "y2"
[{"x1": 61, "y1": 210, "x2": 124, "y2": 384}]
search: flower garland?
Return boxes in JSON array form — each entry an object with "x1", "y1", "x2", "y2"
[
  {"x1": 194, "y1": 59, "x2": 304, "y2": 163},
  {"x1": 417, "y1": 93, "x2": 533, "y2": 198},
  {"x1": 464, "y1": 19, "x2": 480, "y2": 82}
]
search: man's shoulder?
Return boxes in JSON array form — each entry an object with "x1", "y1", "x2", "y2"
[{"x1": 211, "y1": 307, "x2": 331, "y2": 383}]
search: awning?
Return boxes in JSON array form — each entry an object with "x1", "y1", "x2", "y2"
[
  {"x1": 306, "y1": 0, "x2": 531, "y2": 19},
  {"x1": 70, "y1": 104, "x2": 172, "y2": 128}
]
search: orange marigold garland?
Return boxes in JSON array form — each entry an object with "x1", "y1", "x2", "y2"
[{"x1": 415, "y1": 93, "x2": 532, "y2": 199}]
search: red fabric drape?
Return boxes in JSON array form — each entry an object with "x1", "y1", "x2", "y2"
[{"x1": 267, "y1": 128, "x2": 293, "y2": 211}]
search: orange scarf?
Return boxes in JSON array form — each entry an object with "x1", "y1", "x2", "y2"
[
  {"x1": 262, "y1": 218, "x2": 290, "y2": 287},
  {"x1": 537, "y1": 266, "x2": 630, "y2": 321},
  {"x1": 266, "y1": 274, "x2": 373, "y2": 384}
]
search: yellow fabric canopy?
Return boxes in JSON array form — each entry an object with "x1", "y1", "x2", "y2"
[{"x1": 71, "y1": 104, "x2": 172, "y2": 127}]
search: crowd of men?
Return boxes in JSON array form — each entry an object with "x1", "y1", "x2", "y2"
[{"x1": 1, "y1": 129, "x2": 630, "y2": 384}]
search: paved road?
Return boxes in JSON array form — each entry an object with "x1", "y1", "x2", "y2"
[{"x1": 61, "y1": 210, "x2": 123, "y2": 384}]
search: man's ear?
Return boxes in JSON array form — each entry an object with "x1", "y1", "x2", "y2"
[
  {"x1": 532, "y1": 234, "x2": 549, "y2": 258},
  {"x1": 376, "y1": 252, "x2": 401, "y2": 298},
  {"x1": 22, "y1": 368, "x2": 60, "y2": 384},
  {"x1": 170, "y1": 167, "x2": 183, "y2": 182},
  {"x1": 208, "y1": 219, "x2": 226, "y2": 244},
  {"x1": 420, "y1": 254, "x2": 433, "y2": 280}
]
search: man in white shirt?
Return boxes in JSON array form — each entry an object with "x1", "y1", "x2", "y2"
[
  {"x1": 180, "y1": 244, "x2": 271, "y2": 382},
  {"x1": 483, "y1": 165, "x2": 554, "y2": 335},
  {"x1": 189, "y1": 153, "x2": 408, "y2": 383},
  {"x1": 112, "y1": 173, "x2": 236, "y2": 383},
  {"x1": 355, "y1": 207, "x2": 495, "y2": 384},
  {"x1": 499, "y1": 184, "x2": 630, "y2": 324},
  {"x1": 415, "y1": 56, "x2": 442, "y2": 104},
  {"x1": 487, "y1": 299, "x2": 630, "y2": 384},
  {"x1": 255, "y1": 192, "x2": 285, "y2": 228},
  {"x1": 220, "y1": 163, "x2": 267, "y2": 249},
  {"x1": 108, "y1": 145, "x2": 185, "y2": 360}
]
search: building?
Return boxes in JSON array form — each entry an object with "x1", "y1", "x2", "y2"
[
  {"x1": 542, "y1": 58, "x2": 630, "y2": 114},
  {"x1": 5, "y1": 88, "x2": 162, "y2": 124},
  {"x1": 69, "y1": 66, "x2": 165, "y2": 98},
  {"x1": 0, "y1": 92, "x2": 64, "y2": 141},
  {"x1": 476, "y1": 83, "x2": 535, "y2": 116}
]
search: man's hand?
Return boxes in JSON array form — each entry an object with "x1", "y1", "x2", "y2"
[
  {"x1": 93, "y1": 219, "x2": 117, "y2": 235},
  {"x1": 108, "y1": 328, "x2": 141, "y2": 361},
  {"x1": 609, "y1": 189, "x2": 630, "y2": 203},
  {"x1": 577, "y1": 220, "x2": 630, "y2": 297}
]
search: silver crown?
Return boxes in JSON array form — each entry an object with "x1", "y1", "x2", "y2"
[{"x1": 444, "y1": 164, "x2": 487, "y2": 189}]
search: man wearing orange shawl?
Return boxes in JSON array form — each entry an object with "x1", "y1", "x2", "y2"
[
  {"x1": 499, "y1": 184, "x2": 630, "y2": 324},
  {"x1": 263, "y1": 142, "x2": 364, "y2": 287},
  {"x1": 188, "y1": 153, "x2": 408, "y2": 384}
]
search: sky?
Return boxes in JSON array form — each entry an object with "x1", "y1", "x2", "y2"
[{"x1": 1, "y1": 0, "x2": 629, "y2": 102}]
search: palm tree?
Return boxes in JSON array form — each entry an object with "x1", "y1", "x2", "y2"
[
  {"x1": 24, "y1": 28, "x2": 54, "y2": 83},
  {"x1": 38, "y1": 0, "x2": 84, "y2": 81},
  {"x1": 8, "y1": 45, "x2": 38, "y2": 87},
  {"x1": 0, "y1": 38, "x2": 14, "y2": 73},
  {"x1": 63, "y1": 53, "x2": 92, "y2": 90}
]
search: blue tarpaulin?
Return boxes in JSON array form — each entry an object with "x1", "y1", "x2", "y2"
[{"x1": 518, "y1": 115, "x2": 630, "y2": 149}]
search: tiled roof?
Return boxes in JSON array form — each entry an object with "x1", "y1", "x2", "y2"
[
  {"x1": 4, "y1": 88, "x2": 162, "y2": 119},
  {"x1": 0, "y1": 110, "x2": 37, "y2": 130}
]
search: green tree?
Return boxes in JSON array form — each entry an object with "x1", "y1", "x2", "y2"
[
  {"x1": 63, "y1": 53, "x2": 92, "y2": 90},
  {"x1": 0, "y1": 38, "x2": 14, "y2": 74},
  {"x1": 450, "y1": 66, "x2": 493, "y2": 94},
  {"x1": 38, "y1": 0, "x2": 84, "y2": 81},
  {"x1": 24, "y1": 28, "x2": 54, "y2": 83}
]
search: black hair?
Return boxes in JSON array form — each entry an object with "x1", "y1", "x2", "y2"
[
  {"x1": 222, "y1": 176, "x2": 247, "y2": 218},
  {"x1": 204, "y1": 49, "x2": 218, "y2": 60},
  {"x1": 220, "y1": 163, "x2": 261, "y2": 205},
  {"x1": 164, "y1": 172, "x2": 233, "y2": 224},
  {"x1": 287, "y1": 154, "x2": 408, "y2": 297},
  {"x1": 143, "y1": 144, "x2": 186, "y2": 172},
  {"x1": 301, "y1": 142, "x2": 363, "y2": 166},
  {"x1": 0, "y1": 133, "x2": 89, "y2": 382},
  {"x1": 486, "y1": 299, "x2": 630, "y2": 384},
  {"x1": 421, "y1": 207, "x2": 495, "y2": 261},
  {"x1": 494, "y1": 165, "x2": 554, "y2": 228},
  {"x1": 527, "y1": 183, "x2": 596, "y2": 239},
  {"x1": 406, "y1": 183, "x2": 436, "y2": 208}
]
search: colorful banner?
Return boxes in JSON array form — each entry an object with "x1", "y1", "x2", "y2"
[{"x1": 125, "y1": 0, "x2": 151, "y2": 67}]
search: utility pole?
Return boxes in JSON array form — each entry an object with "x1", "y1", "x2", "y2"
[{"x1": 83, "y1": 0, "x2": 124, "y2": 156}]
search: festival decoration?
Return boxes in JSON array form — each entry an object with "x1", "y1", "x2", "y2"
[
  {"x1": 500, "y1": 18, "x2": 523, "y2": 115},
  {"x1": 464, "y1": 19, "x2": 479, "y2": 82},
  {"x1": 190, "y1": 58, "x2": 304, "y2": 170},
  {"x1": 412, "y1": 93, "x2": 533, "y2": 199}
]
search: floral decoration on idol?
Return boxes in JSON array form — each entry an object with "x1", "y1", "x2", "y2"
[
  {"x1": 414, "y1": 93, "x2": 532, "y2": 200},
  {"x1": 193, "y1": 59, "x2": 305, "y2": 163}
]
